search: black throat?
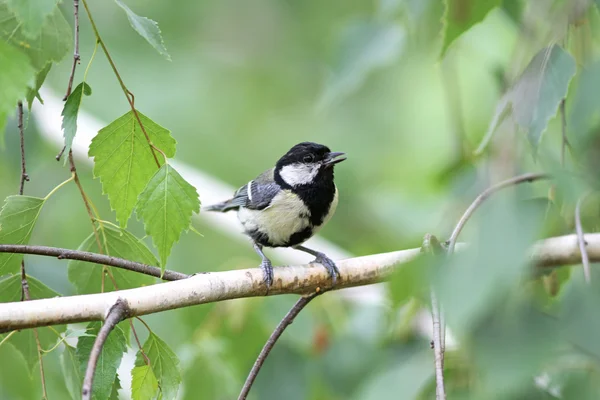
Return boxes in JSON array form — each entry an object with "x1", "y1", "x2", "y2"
[{"x1": 275, "y1": 167, "x2": 336, "y2": 226}]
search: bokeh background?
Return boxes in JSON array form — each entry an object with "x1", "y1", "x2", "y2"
[{"x1": 2, "y1": 0, "x2": 600, "y2": 399}]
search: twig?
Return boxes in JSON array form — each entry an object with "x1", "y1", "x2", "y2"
[
  {"x1": 238, "y1": 291, "x2": 322, "y2": 400},
  {"x1": 447, "y1": 173, "x2": 550, "y2": 254},
  {"x1": 0, "y1": 244, "x2": 188, "y2": 281},
  {"x1": 430, "y1": 289, "x2": 446, "y2": 400},
  {"x1": 560, "y1": 100, "x2": 568, "y2": 166},
  {"x1": 80, "y1": 0, "x2": 160, "y2": 168},
  {"x1": 82, "y1": 299, "x2": 130, "y2": 400},
  {"x1": 575, "y1": 194, "x2": 591, "y2": 283},
  {"x1": 17, "y1": 101, "x2": 29, "y2": 195},
  {"x1": 16, "y1": 100, "x2": 48, "y2": 399},
  {"x1": 63, "y1": 0, "x2": 81, "y2": 101},
  {"x1": 1, "y1": 234, "x2": 600, "y2": 332}
]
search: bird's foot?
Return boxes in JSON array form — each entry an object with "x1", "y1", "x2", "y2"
[
  {"x1": 260, "y1": 258, "x2": 274, "y2": 289},
  {"x1": 312, "y1": 252, "x2": 340, "y2": 286}
]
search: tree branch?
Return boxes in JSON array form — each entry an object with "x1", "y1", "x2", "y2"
[
  {"x1": 0, "y1": 244, "x2": 189, "y2": 281},
  {"x1": 575, "y1": 194, "x2": 591, "y2": 283},
  {"x1": 82, "y1": 299, "x2": 130, "y2": 400},
  {"x1": 63, "y1": 0, "x2": 81, "y2": 101},
  {"x1": 238, "y1": 291, "x2": 322, "y2": 400},
  {"x1": 17, "y1": 101, "x2": 29, "y2": 194},
  {"x1": 0, "y1": 233, "x2": 598, "y2": 332}
]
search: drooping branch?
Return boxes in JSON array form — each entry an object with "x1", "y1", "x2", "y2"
[
  {"x1": 238, "y1": 291, "x2": 322, "y2": 400},
  {"x1": 0, "y1": 244, "x2": 189, "y2": 281},
  {"x1": 81, "y1": 299, "x2": 130, "y2": 400},
  {"x1": 0, "y1": 233, "x2": 598, "y2": 332}
]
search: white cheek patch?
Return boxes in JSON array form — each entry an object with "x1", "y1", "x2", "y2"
[{"x1": 279, "y1": 163, "x2": 319, "y2": 187}]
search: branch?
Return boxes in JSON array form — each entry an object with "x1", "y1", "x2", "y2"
[
  {"x1": 575, "y1": 194, "x2": 591, "y2": 283},
  {"x1": 0, "y1": 233, "x2": 599, "y2": 331},
  {"x1": 0, "y1": 244, "x2": 189, "y2": 281},
  {"x1": 82, "y1": 299, "x2": 130, "y2": 400},
  {"x1": 17, "y1": 101, "x2": 29, "y2": 194},
  {"x1": 238, "y1": 291, "x2": 322, "y2": 400},
  {"x1": 63, "y1": 0, "x2": 81, "y2": 101}
]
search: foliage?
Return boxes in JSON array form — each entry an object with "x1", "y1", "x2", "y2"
[{"x1": 1, "y1": 0, "x2": 600, "y2": 399}]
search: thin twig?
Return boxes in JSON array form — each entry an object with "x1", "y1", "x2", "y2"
[
  {"x1": 560, "y1": 100, "x2": 567, "y2": 166},
  {"x1": 63, "y1": 0, "x2": 81, "y2": 101},
  {"x1": 430, "y1": 289, "x2": 446, "y2": 400},
  {"x1": 17, "y1": 101, "x2": 29, "y2": 194},
  {"x1": 16, "y1": 100, "x2": 48, "y2": 399},
  {"x1": 447, "y1": 173, "x2": 550, "y2": 254},
  {"x1": 575, "y1": 194, "x2": 591, "y2": 283},
  {"x1": 0, "y1": 244, "x2": 188, "y2": 281},
  {"x1": 82, "y1": 299, "x2": 130, "y2": 400},
  {"x1": 80, "y1": 0, "x2": 161, "y2": 168},
  {"x1": 238, "y1": 291, "x2": 322, "y2": 400}
]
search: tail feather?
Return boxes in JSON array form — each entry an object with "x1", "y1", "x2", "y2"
[{"x1": 203, "y1": 200, "x2": 239, "y2": 212}]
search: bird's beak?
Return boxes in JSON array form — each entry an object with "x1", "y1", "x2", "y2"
[{"x1": 323, "y1": 151, "x2": 346, "y2": 166}]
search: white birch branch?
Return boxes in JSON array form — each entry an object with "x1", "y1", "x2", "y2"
[{"x1": 0, "y1": 233, "x2": 598, "y2": 332}]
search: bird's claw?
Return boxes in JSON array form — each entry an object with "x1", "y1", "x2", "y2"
[
  {"x1": 260, "y1": 259, "x2": 274, "y2": 288},
  {"x1": 313, "y1": 253, "x2": 340, "y2": 286}
]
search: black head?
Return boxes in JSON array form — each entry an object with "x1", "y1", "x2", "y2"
[{"x1": 274, "y1": 142, "x2": 346, "y2": 189}]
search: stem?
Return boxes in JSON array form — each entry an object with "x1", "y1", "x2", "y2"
[
  {"x1": 79, "y1": 0, "x2": 161, "y2": 168},
  {"x1": 0, "y1": 244, "x2": 188, "y2": 281},
  {"x1": 44, "y1": 176, "x2": 75, "y2": 200},
  {"x1": 0, "y1": 330, "x2": 16, "y2": 348},
  {"x1": 63, "y1": 0, "x2": 81, "y2": 101},
  {"x1": 17, "y1": 101, "x2": 28, "y2": 195},
  {"x1": 430, "y1": 289, "x2": 446, "y2": 400},
  {"x1": 238, "y1": 291, "x2": 322, "y2": 400},
  {"x1": 575, "y1": 194, "x2": 591, "y2": 283},
  {"x1": 560, "y1": 100, "x2": 567, "y2": 166},
  {"x1": 82, "y1": 299, "x2": 130, "y2": 400}
]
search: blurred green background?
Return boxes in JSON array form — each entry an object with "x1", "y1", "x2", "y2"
[{"x1": 2, "y1": 0, "x2": 600, "y2": 399}]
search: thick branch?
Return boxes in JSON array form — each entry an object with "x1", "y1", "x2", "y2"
[
  {"x1": 0, "y1": 233, "x2": 598, "y2": 332},
  {"x1": 575, "y1": 195, "x2": 591, "y2": 283},
  {"x1": 0, "y1": 244, "x2": 188, "y2": 281},
  {"x1": 238, "y1": 291, "x2": 321, "y2": 400},
  {"x1": 82, "y1": 299, "x2": 130, "y2": 400}
]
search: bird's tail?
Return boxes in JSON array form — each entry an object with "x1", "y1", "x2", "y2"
[{"x1": 202, "y1": 200, "x2": 239, "y2": 213}]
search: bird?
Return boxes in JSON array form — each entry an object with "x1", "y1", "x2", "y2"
[{"x1": 203, "y1": 142, "x2": 346, "y2": 288}]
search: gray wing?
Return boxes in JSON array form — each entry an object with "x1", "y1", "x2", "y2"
[{"x1": 206, "y1": 168, "x2": 279, "y2": 212}]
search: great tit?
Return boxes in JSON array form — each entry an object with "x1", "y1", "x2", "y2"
[{"x1": 204, "y1": 142, "x2": 346, "y2": 288}]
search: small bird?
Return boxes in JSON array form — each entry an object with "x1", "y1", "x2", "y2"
[{"x1": 204, "y1": 142, "x2": 346, "y2": 288}]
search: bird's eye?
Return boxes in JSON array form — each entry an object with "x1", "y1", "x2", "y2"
[{"x1": 303, "y1": 154, "x2": 314, "y2": 163}]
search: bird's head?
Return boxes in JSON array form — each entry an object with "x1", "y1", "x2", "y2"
[{"x1": 275, "y1": 142, "x2": 346, "y2": 188}]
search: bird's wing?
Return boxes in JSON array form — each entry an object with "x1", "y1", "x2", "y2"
[{"x1": 213, "y1": 168, "x2": 279, "y2": 211}]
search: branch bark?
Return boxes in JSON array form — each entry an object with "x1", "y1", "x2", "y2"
[{"x1": 0, "y1": 233, "x2": 598, "y2": 332}]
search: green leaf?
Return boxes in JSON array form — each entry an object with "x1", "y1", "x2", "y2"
[
  {"x1": 319, "y1": 20, "x2": 404, "y2": 109},
  {"x1": 0, "y1": 196, "x2": 45, "y2": 275},
  {"x1": 136, "y1": 332, "x2": 181, "y2": 400},
  {"x1": 0, "y1": 3, "x2": 71, "y2": 70},
  {"x1": 479, "y1": 45, "x2": 576, "y2": 153},
  {"x1": 0, "y1": 274, "x2": 65, "y2": 373},
  {"x1": 61, "y1": 344, "x2": 82, "y2": 400},
  {"x1": 131, "y1": 364, "x2": 159, "y2": 400},
  {"x1": 76, "y1": 322, "x2": 127, "y2": 400},
  {"x1": 115, "y1": 0, "x2": 171, "y2": 61},
  {"x1": 62, "y1": 82, "x2": 92, "y2": 159},
  {"x1": 68, "y1": 224, "x2": 157, "y2": 294},
  {"x1": 110, "y1": 375, "x2": 122, "y2": 400},
  {"x1": 0, "y1": 40, "x2": 35, "y2": 143},
  {"x1": 5, "y1": 0, "x2": 60, "y2": 39},
  {"x1": 136, "y1": 164, "x2": 200, "y2": 268},
  {"x1": 89, "y1": 110, "x2": 176, "y2": 227},
  {"x1": 26, "y1": 61, "x2": 51, "y2": 110},
  {"x1": 441, "y1": 0, "x2": 500, "y2": 56}
]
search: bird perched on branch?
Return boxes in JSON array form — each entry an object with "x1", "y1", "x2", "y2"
[{"x1": 204, "y1": 142, "x2": 346, "y2": 288}]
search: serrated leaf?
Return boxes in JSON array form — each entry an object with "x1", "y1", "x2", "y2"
[
  {"x1": 68, "y1": 224, "x2": 157, "y2": 294},
  {"x1": 0, "y1": 40, "x2": 35, "y2": 144},
  {"x1": 131, "y1": 364, "x2": 159, "y2": 400},
  {"x1": 319, "y1": 20, "x2": 404, "y2": 109},
  {"x1": 136, "y1": 164, "x2": 199, "y2": 268},
  {"x1": 89, "y1": 110, "x2": 176, "y2": 227},
  {"x1": 0, "y1": 3, "x2": 71, "y2": 70},
  {"x1": 61, "y1": 344, "x2": 82, "y2": 400},
  {"x1": 5, "y1": 0, "x2": 60, "y2": 39},
  {"x1": 0, "y1": 274, "x2": 65, "y2": 372},
  {"x1": 479, "y1": 45, "x2": 576, "y2": 154},
  {"x1": 115, "y1": 0, "x2": 170, "y2": 61},
  {"x1": 136, "y1": 332, "x2": 181, "y2": 400},
  {"x1": 110, "y1": 375, "x2": 122, "y2": 400},
  {"x1": 0, "y1": 196, "x2": 45, "y2": 275},
  {"x1": 441, "y1": 0, "x2": 500, "y2": 56},
  {"x1": 62, "y1": 82, "x2": 92, "y2": 159},
  {"x1": 26, "y1": 61, "x2": 51, "y2": 110},
  {"x1": 77, "y1": 322, "x2": 127, "y2": 400}
]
